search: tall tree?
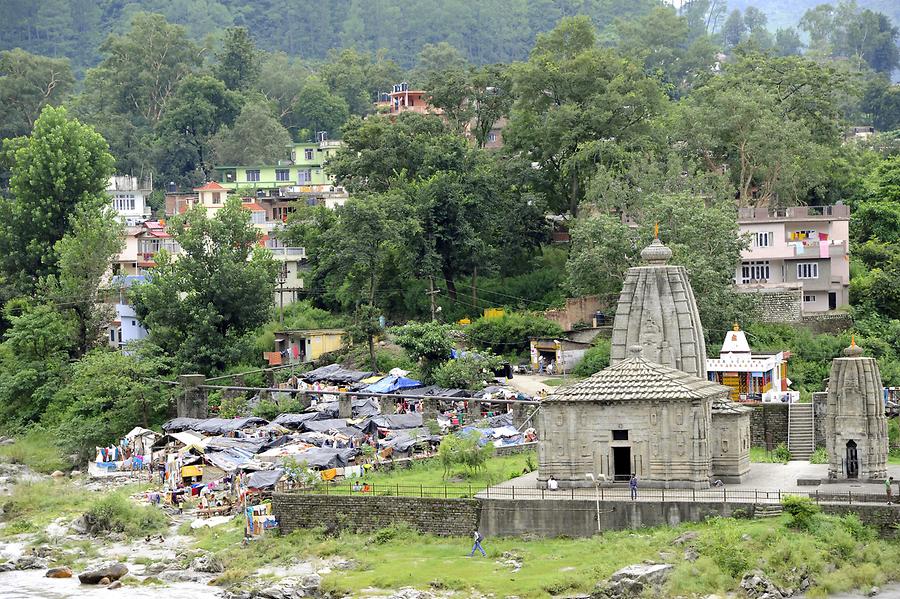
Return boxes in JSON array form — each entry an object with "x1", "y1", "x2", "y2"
[
  {"x1": 215, "y1": 26, "x2": 260, "y2": 91},
  {"x1": 321, "y1": 48, "x2": 403, "y2": 115},
  {"x1": 210, "y1": 100, "x2": 292, "y2": 166},
  {"x1": 292, "y1": 78, "x2": 350, "y2": 140},
  {"x1": 505, "y1": 16, "x2": 665, "y2": 215},
  {"x1": 775, "y1": 28, "x2": 804, "y2": 56},
  {"x1": 132, "y1": 198, "x2": 278, "y2": 373},
  {"x1": 0, "y1": 106, "x2": 115, "y2": 293},
  {"x1": 0, "y1": 49, "x2": 74, "y2": 140}
]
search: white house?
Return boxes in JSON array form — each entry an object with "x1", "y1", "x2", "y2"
[{"x1": 108, "y1": 176, "x2": 152, "y2": 226}]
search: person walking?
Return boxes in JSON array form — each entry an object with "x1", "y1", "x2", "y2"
[
  {"x1": 887, "y1": 476, "x2": 894, "y2": 504},
  {"x1": 629, "y1": 474, "x2": 638, "y2": 500},
  {"x1": 469, "y1": 530, "x2": 486, "y2": 557}
]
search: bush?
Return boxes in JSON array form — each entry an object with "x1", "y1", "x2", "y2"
[
  {"x1": 433, "y1": 353, "x2": 504, "y2": 390},
  {"x1": 437, "y1": 431, "x2": 494, "y2": 478},
  {"x1": 85, "y1": 494, "x2": 167, "y2": 537},
  {"x1": 466, "y1": 312, "x2": 563, "y2": 355},
  {"x1": 773, "y1": 442, "x2": 791, "y2": 463},
  {"x1": 782, "y1": 495, "x2": 820, "y2": 531},
  {"x1": 809, "y1": 448, "x2": 827, "y2": 464},
  {"x1": 572, "y1": 338, "x2": 611, "y2": 377},
  {"x1": 218, "y1": 394, "x2": 249, "y2": 418}
]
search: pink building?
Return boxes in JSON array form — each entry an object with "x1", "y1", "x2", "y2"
[{"x1": 735, "y1": 205, "x2": 850, "y2": 312}]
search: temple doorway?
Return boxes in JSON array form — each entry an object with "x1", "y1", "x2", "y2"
[
  {"x1": 612, "y1": 446, "x2": 632, "y2": 482},
  {"x1": 846, "y1": 440, "x2": 859, "y2": 479}
]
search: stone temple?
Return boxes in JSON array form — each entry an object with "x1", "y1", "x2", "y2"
[
  {"x1": 539, "y1": 235, "x2": 751, "y2": 488},
  {"x1": 825, "y1": 340, "x2": 887, "y2": 480}
]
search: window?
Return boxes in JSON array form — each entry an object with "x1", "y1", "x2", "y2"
[
  {"x1": 803, "y1": 294, "x2": 816, "y2": 303},
  {"x1": 612, "y1": 430, "x2": 628, "y2": 441},
  {"x1": 488, "y1": 132, "x2": 497, "y2": 143},
  {"x1": 211, "y1": 192, "x2": 221, "y2": 204},
  {"x1": 275, "y1": 169, "x2": 290, "y2": 182},
  {"x1": 797, "y1": 262, "x2": 819, "y2": 279},
  {"x1": 246, "y1": 169, "x2": 260, "y2": 182},
  {"x1": 790, "y1": 229, "x2": 816, "y2": 241},
  {"x1": 298, "y1": 169, "x2": 312, "y2": 183},
  {"x1": 740, "y1": 260, "x2": 770, "y2": 284},
  {"x1": 754, "y1": 231, "x2": 772, "y2": 248},
  {"x1": 113, "y1": 194, "x2": 136, "y2": 211},
  {"x1": 109, "y1": 329, "x2": 116, "y2": 342},
  {"x1": 304, "y1": 148, "x2": 313, "y2": 160}
]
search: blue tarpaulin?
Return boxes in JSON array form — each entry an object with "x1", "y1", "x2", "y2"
[{"x1": 364, "y1": 375, "x2": 423, "y2": 393}]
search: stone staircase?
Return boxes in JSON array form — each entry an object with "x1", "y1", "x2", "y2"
[{"x1": 788, "y1": 403, "x2": 815, "y2": 460}]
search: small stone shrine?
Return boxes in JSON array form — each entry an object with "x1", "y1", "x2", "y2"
[
  {"x1": 825, "y1": 339, "x2": 888, "y2": 480},
  {"x1": 539, "y1": 234, "x2": 751, "y2": 488}
]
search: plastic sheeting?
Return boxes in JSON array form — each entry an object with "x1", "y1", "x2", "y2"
[
  {"x1": 272, "y1": 412, "x2": 320, "y2": 429},
  {"x1": 363, "y1": 375, "x2": 423, "y2": 394},
  {"x1": 246, "y1": 468, "x2": 284, "y2": 489},
  {"x1": 315, "y1": 398, "x2": 381, "y2": 419},
  {"x1": 302, "y1": 418, "x2": 349, "y2": 432},
  {"x1": 281, "y1": 447, "x2": 358, "y2": 469},
  {"x1": 161, "y1": 417, "x2": 268, "y2": 435},
  {"x1": 370, "y1": 413, "x2": 423, "y2": 430},
  {"x1": 302, "y1": 364, "x2": 373, "y2": 383}
]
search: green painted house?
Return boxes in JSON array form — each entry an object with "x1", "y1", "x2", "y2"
[{"x1": 214, "y1": 140, "x2": 343, "y2": 190}]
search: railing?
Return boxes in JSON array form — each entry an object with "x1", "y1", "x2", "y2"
[
  {"x1": 281, "y1": 483, "x2": 889, "y2": 505},
  {"x1": 269, "y1": 247, "x2": 307, "y2": 259},
  {"x1": 738, "y1": 205, "x2": 850, "y2": 221}
]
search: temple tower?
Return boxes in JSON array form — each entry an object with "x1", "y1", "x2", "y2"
[
  {"x1": 610, "y1": 236, "x2": 707, "y2": 378},
  {"x1": 825, "y1": 340, "x2": 887, "y2": 480}
]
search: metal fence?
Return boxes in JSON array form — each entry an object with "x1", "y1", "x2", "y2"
[{"x1": 283, "y1": 482, "x2": 888, "y2": 505}]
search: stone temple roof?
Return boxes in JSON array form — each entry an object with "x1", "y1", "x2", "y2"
[{"x1": 547, "y1": 350, "x2": 729, "y2": 403}]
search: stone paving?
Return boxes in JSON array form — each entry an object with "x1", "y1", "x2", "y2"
[{"x1": 477, "y1": 462, "x2": 900, "y2": 503}]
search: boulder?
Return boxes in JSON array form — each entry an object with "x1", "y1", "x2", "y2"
[
  {"x1": 78, "y1": 562, "x2": 129, "y2": 584},
  {"x1": 70, "y1": 470, "x2": 82, "y2": 477},
  {"x1": 46, "y1": 566, "x2": 73, "y2": 578},
  {"x1": 740, "y1": 570, "x2": 785, "y2": 599},
  {"x1": 99, "y1": 577, "x2": 111, "y2": 585},
  {"x1": 683, "y1": 547, "x2": 699, "y2": 563},
  {"x1": 50, "y1": 470, "x2": 65, "y2": 478},
  {"x1": 593, "y1": 563, "x2": 673, "y2": 599},
  {"x1": 671, "y1": 531, "x2": 698, "y2": 546},
  {"x1": 108, "y1": 580, "x2": 122, "y2": 590},
  {"x1": 14, "y1": 555, "x2": 48, "y2": 570},
  {"x1": 190, "y1": 554, "x2": 224, "y2": 573}
]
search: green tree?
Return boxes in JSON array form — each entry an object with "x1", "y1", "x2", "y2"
[
  {"x1": 721, "y1": 9, "x2": 746, "y2": 48},
  {"x1": 0, "y1": 48, "x2": 74, "y2": 140},
  {"x1": 505, "y1": 16, "x2": 665, "y2": 215},
  {"x1": 0, "y1": 105, "x2": 115, "y2": 293},
  {"x1": 43, "y1": 349, "x2": 171, "y2": 461},
  {"x1": 215, "y1": 26, "x2": 259, "y2": 90},
  {"x1": 154, "y1": 74, "x2": 242, "y2": 185},
  {"x1": 132, "y1": 198, "x2": 279, "y2": 373},
  {"x1": 42, "y1": 205, "x2": 124, "y2": 358},
  {"x1": 433, "y1": 352, "x2": 504, "y2": 390},
  {"x1": 348, "y1": 304, "x2": 384, "y2": 372},
  {"x1": 410, "y1": 42, "x2": 468, "y2": 87},
  {"x1": 292, "y1": 78, "x2": 350, "y2": 139},
  {"x1": 210, "y1": 100, "x2": 292, "y2": 166},
  {"x1": 321, "y1": 47, "x2": 403, "y2": 115},
  {"x1": 862, "y1": 75, "x2": 900, "y2": 132},
  {"x1": 844, "y1": 9, "x2": 899, "y2": 75},
  {"x1": 775, "y1": 28, "x2": 804, "y2": 56},
  {"x1": 466, "y1": 312, "x2": 563, "y2": 355},
  {"x1": 393, "y1": 321, "x2": 455, "y2": 383},
  {"x1": 255, "y1": 52, "x2": 313, "y2": 133}
]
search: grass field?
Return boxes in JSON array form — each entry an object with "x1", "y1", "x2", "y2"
[
  {"x1": 190, "y1": 508, "x2": 900, "y2": 598},
  {"x1": 0, "y1": 430, "x2": 68, "y2": 474}
]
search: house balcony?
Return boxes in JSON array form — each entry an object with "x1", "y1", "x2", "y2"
[{"x1": 738, "y1": 205, "x2": 850, "y2": 223}]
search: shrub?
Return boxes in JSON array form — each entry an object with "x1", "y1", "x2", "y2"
[
  {"x1": 437, "y1": 431, "x2": 493, "y2": 478},
  {"x1": 466, "y1": 312, "x2": 564, "y2": 355},
  {"x1": 782, "y1": 495, "x2": 820, "y2": 531},
  {"x1": 218, "y1": 394, "x2": 249, "y2": 418},
  {"x1": 433, "y1": 353, "x2": 504, "y2": 390},
  {"x1": 572, "y1": 338, "x2": 611, "y2": 377},
  {"x1": 773, "y1": 442, "x2": 791, "y2": 463},
  {"x1": 809, "y1": 448, "x2": 827, "y2": 464},
  {"x1": 85, "y1": 494, "x2": 167, "y2": 537}
]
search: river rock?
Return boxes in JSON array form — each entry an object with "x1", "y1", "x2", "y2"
[
  {"x1": 683, "y1": 547, "x2": 699, "y2": 562},
  {"x1": 13, "y1": 555, "x2": 48, "y2": 570},
  {"x1": 671, "y1": 532, "x2": 698, "y2": 545},
  {"x1": 46, "y1": 566, "x2": 73, "y2": 578},
  {"x1": 99, "y1": 577, "x2": 111, "y2": 585},
  {"x1": 191, "y1": 553, "x2": 224, "y2": 573},
  {"x1": 108, "y1": 580, "x2": 122, "y2": 590},
  {"x1": 593, "y1": 563, "x2": 673, "y2": 599},
  {"x1": 78, "y1": 562, "x2": 128, "y2": 584},
  {"x1": 50, "y1": 470, "x2": 65, "y2": 478},
  {"x1": 740, "y1": 570, "x2": 785, "y2": 599}
]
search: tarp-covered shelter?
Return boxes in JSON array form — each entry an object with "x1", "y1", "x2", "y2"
[
  {"x1": 303, "y1": 364, "x2": 373, "y2": 384},
  {"x1": 315, "y1": 398, "x2": 380, "y2": 419},
  {"x1": 302, "y1": 418, "x2": 349, "y2": 432},
  {"x1": 161, "y1": 417, "x2": 269, "y2": 435},
  {"x1": 370, "y1": 413, "x2": 423, "y2": 430},
  {"x1": 246, "y1": 468, "x2": 284, "y2": 489},
  {"x1": 363, "y1": 375, "x2": 423, "y2": 393}
]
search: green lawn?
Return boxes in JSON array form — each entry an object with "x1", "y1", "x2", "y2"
[
  {"x1": 191, "y1": 510, "x2": 900, "y2": 598},
  {"x1": 329, "y1": 451, "x2": 535, "y2": 494}
]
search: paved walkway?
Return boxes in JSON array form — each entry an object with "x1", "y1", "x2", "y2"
[{"x1": 476, "y1": 462, "x2": 900, "y2": 504}]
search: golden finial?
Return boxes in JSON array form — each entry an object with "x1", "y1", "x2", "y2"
[
  {"x1": 654, "y1": 222, "x2": 659, "y2": 239},
  {"x1": 851, "y1": 334, "x2": 856, "y2": 347}
]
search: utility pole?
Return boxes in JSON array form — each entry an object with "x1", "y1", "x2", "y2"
[
  {"x1": 276, "y1": 262, "x2": 287, "y2": 326},
  {"x1": 472, "y1": 266, "x2": 477, "y2": 313},
  {"x1": 426, "y1": 277, "x2": 441, "y2": 321}
]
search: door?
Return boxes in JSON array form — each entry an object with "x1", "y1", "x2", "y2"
[
  {"x1": 612, "y1": 447, "x2": 632, "y2": 482},
  {"x1": 828, "y1": 292, "x2": 837, "y2": 310},
  {"x1": 846, "y1": 440, "x2": 858, "y2": 479}
]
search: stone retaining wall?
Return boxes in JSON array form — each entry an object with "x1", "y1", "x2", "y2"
[
  {"x1": 494, "y1": 442, "x2": 538, "y2": 457},
  {"x1": 273, "y1": 493, "x2": 480, "y2": 536},
  {"x1": 749, "y1": 403, "x2": 789, "y2": 448},
  {"x1": 740, "y1": 288, "x2": 802, "y2": 323}
]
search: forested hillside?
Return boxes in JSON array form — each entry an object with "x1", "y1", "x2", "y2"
[{"x1": 0, "y1": 0, "x2": 660, "y2": 73}]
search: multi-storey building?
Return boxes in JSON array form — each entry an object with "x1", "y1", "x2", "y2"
[
  {"x1": 735, "y1": 205, "x2": 850, "y2": 312},
  {"x1": 213, "y1": 140, "x2": 343, "y2": 191},
  {"x1": 107, "y1": 175, "x2": 152, "y2": 225}
]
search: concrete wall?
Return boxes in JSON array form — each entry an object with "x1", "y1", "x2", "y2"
[
  {"x1": 273, "y1": 493, "x2": 480, "y2": 536},
  {"x1": 544, "y1": 295, "x2": 605, "y2": 331},
  {"x1": 749, "y1": 403, "x2": 789, "y2": 448}
]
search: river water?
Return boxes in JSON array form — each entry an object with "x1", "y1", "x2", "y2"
[{"x1": 0, "y1": 570, "x2": 221, "y2": 598}]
